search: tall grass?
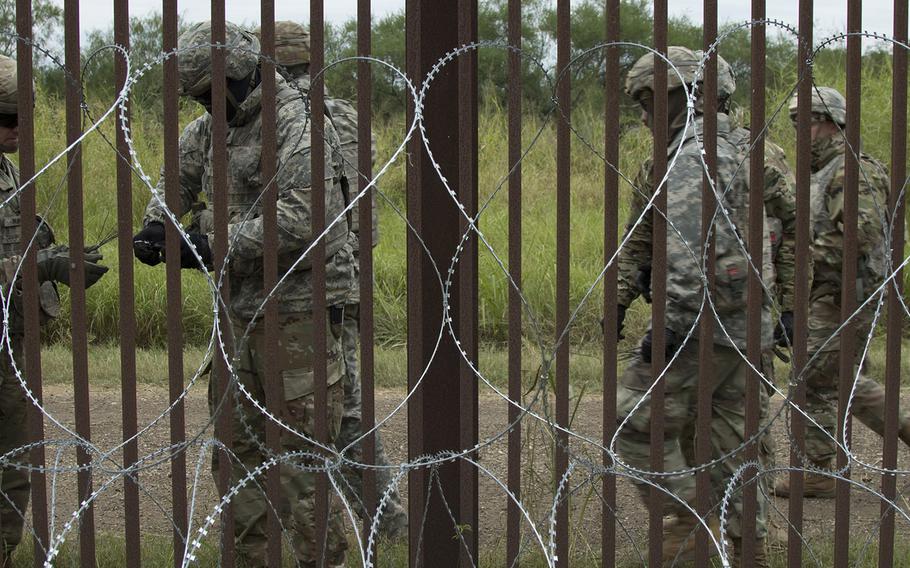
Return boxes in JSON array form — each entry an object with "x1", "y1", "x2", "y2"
[{"x1": 19, "y1": 54, "x2": 909, "y2": 348}]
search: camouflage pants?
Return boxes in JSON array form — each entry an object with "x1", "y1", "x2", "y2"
[
  {"x1": 210, "y1": 312, "x2": 349, "y2": 568},
  {"x1": 0, "y1": 335, "x2": 29, "y2": 557},
  {"x1": 679, "y1": 350, "x2": 774, "y2": 536},
  {"x1": 803, "y1": 296, "x2": 910, "y2": 464},
  {"x1": 335, "y1": 303, "x2": 408, "y2": 536},
  {"x1": 617, "y1": 340, "x2": 767, "y2": 540}
]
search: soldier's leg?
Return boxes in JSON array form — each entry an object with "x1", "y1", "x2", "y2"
[
  {"x1": 708, "y1": 346, "x2": 767, "y2": 542},
  {"x1": 335, "y1": 304, "x2": 407, "y2": 537},
  {"x1": 220, "y1": 331, "x2": 271, "y2": 567},
  {"x1": 269, "y1": 312, "x2": 349, "y2": 567},
  {"x1": 0, "y1": 337, "x2": 28, "y2": 557},
  {"x1": 616, "y1": 344, "x2": 698, "y2": 515},
  {"x1": 802, "y1": 299, "x2": 843, "y2": 466}
]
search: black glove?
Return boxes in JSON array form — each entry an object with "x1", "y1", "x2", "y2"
[
  {"x1": 634, "y1": 264, "x2": 652, "y2": 304},
  {"x1": 177, "y1": 233, "x2": 212, "y2": 270},
  {"x1": 640, "y1": 327, "x2": 681, "y2": 364},
  {"x1": 36, "y1": 246, "x2": 109, "y2": 289},
  {"x1": 602, "y1": 304, "x2": 628, "y2": 339},
  {"x1": 133, "y1": 223, "x2": 166, "y2": 266},
  {"x1": 775, "y1": 311, "x2": 794, "y2": 347}
]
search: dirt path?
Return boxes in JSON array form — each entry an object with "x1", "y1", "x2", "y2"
[{"x1": 32, "y1": 385, "x2": 910, "y2": 561}]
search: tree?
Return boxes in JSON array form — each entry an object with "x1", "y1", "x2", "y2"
[
  {"x1": 0, "y1": 0, "x2": 64, "y2": 61},
  {"x1": 74, "y1": 12, "x2": 189, "y2": 109}
]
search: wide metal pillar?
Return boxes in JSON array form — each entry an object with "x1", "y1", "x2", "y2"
[{"x1": 406, "y1": 0, "x2": 478, "y2": 565}]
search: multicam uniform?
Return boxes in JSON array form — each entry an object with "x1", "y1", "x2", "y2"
[
  {"x1": 142, "y1": 23, "x2": 353, "y2": 566},
  {"x1": 801, "y1": 134, "x2": 910, "y2": 463},
  {"x1": 615, "y1": 112, "x2": 774, "y2": 544}
]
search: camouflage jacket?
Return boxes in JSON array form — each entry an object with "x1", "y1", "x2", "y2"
[
  {"x1": 617, "y1": 114, "x2": 774, "y2": 349},
  {"x1": 809, "y1": 136, "x2": 890, "y2": 303},
  {"x1": 729, "y1": 128, "x2": 801, "y2": 312},
  {"x1": 143, "y1": 71, "x2": 355, "y2": 320},
  {"x1": 0, "y1": 154, "x2": 60, "y2": 332}
]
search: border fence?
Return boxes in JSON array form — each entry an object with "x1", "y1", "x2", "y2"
[{"x1": 6, "y1": 0, "x2": 910, "y2": 566}]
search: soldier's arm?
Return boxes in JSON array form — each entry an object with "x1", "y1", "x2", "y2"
[
  {"x1": 617, "y1": 161, "x2": 653, "y2": 308},
  {"x1": 143, "y1": 116, "x2": 208, "y2": 227},
  {"x1": 763, "y1": 156, "x2": 800, "y2": 311},
  {"x1": 828, "y1": 159, "x2": 890, "y2": 258}
]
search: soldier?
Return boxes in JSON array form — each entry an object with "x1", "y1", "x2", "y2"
[
  {"x1": 773, "y1": 86, "x2": 910, "y2": 498},
  {"x1": 132, "y1": 22, "x2": 353, "y2": 566},
  {"x1": 0, "y1": 55, "x2": 108, "y2": 566},
  {"x1": 615, "y1": 46, "x2": 773, "y2": 566},
  {"x1": 673, "y1": 52, "x2": 784, "y2": 544},
  {"x1": 256, "y1": 20, "x2": 408, "y2": 539}
]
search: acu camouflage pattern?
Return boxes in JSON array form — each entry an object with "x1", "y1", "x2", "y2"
[
  {"x1": 257, "y1": 21, "x2": 311, "y2": 67},
  {"x1": 176, "y1": 21, "x2": 260, "y2": 97},
  {"x1": 800, "y1": 135, "x2": 910, "y2": 463},
  {"x1": 624, "y1": 46, "x2": 703, "y2": 100},
  {"x1": 143, "y1": 70, "x2": 355, "y2": 319}
]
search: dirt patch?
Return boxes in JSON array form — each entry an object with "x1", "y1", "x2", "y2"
[{"x1": 28, "y1": 385, "x2": 910, "y2": 562}]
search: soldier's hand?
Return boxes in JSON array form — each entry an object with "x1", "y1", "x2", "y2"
[
  {"x1": 639, "y1": 327, "x2": 681, "y2": 364},
  {"x1": 176, "y1": 233, "x2": 212, "y2": 270},
  {"x1": 603, "y1": 304, "x2": 628, "y2": 339},
  {"x1": 37, "y1": 246, "x2": 110, "y2": 288},
  {"x1": 775, "y1": 311, "x2": 794, "y2": 347},
  {"x1": 634, "y1": 264, "x2": 652, "y2": 304},
  {"x1": 133, "y1": 223, "x2": 166, "y2": 266},
  {"x1": 36, "y1": 246, "x2": 70, "y2": 285},
  {"x1": 83, "y1": 251, "x2": 109, "y2": 288}
]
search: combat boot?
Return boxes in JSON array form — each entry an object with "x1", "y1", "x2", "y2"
[
  {"x1": 733, "y1": 538, "x2": 770, "y2": 568},
  {"x1": 661, "y1": 514, "x2": 724, "y2": 566},
  {"x1": 899, "y1": 417, "x2": 910, "y2": 449},
  {"x1": 772, "y1": 465, "x2": 835, "y2": 498}
]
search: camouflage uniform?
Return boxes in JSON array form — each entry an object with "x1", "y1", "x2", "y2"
[
  {"x1": 0, "y1": 154, "x2": 31, "y2": 563},
  {"x1": 0, "y1": 55, "x2": 102, "y2": 564},
  {"x1": 263, "y1": 21, "x2": 407, "y2": 538},
  {"x1": 788, "y1": 88, "x2": 910, "y2": 464},
  {"x1": 616, "y1": 48, "x2": 774, "y2": 552},
  {"x1": 141, "y1": 23, "x2": 353, "y2": 566}
]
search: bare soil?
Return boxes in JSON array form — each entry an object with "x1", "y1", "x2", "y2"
[{"x1": 32, "y1": 385, "x2": 910, "y2": 563}]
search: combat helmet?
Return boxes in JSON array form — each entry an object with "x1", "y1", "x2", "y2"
[
  {"x1": 788, "y1": 86, "x2": 847, "y2": 126},
  {"x1": 692, "y1": 49, "x2": 736, "y2": 110},
  {"x1": 0, "y1": 55, "x2": 17, "y2": 115},
  {"x1": 254, "y1": 21, "x2": 310, "y2": 67},
  {"x1": 177, "y1": 21, "x2": 261, "y2": 98},
  {"x1": 625, "y1": 46, "x2": 704, "y2": 101}
]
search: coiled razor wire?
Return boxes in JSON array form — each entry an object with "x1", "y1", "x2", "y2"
[{"x1": 0, "y1": 21, "x2": 907, "y2": 568}]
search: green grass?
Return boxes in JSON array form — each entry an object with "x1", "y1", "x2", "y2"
[
  {"x1": 15, "y1": 54, "x2": 910, "y2": 349},
  {"x1": 37, "y1": 326, "x2": 910, "y2": 391}
]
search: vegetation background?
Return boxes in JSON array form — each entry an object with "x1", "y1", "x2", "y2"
[{"x1": 0, "y1": 0, "x2": 905, "y2": 353}]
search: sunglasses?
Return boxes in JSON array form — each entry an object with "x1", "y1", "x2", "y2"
[{"x1": 0, "y1": 114, "x2": 17, "y2": 129}]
